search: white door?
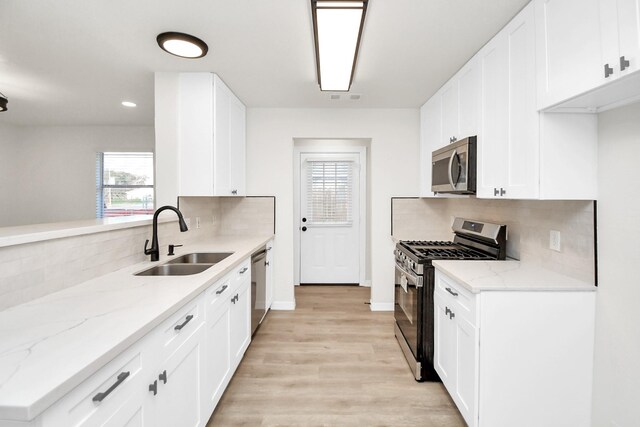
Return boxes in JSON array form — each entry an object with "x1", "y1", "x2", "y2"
[{"x1": 300, "y1": 153, "x2": 360, "y2": 284}]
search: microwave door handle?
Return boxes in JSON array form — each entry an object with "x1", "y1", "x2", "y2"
[{"x1": 448, "y1": 150, "x2": 457, "y2": 189}]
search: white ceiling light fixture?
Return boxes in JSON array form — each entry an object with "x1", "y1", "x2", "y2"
[
  {"x1": 311, "y1": 0, "x2": 368, "y2": 92},
  {"x1": 121, "y1": 101, "x2": 137, "y2": 108},
  {"x1": 156, "y1": 32, "x2": 209, "y2": 59}
]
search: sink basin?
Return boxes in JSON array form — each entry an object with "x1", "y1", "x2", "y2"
[
  {"x1": 135, "y1": 264, "x2": 213, "y2": 276},
  {"x1": 166, "y1": 252, "x2": 234, "y2": 265}
]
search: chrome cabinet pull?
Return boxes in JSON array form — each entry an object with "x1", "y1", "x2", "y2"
[
  {"x1": 148, "y1": 380, "x2": 158, "y2": 396},
  {"x1": 500, "y1": 188, "x2": 506, "y2": 196},
  {"x1": 215, "y1": 284, "x2": 228, "y2": 295},
  {"x1": 231, "y1": 294, "x2": 239, "y2": 304},
  {"x1": 159, "y1": 370, "x2": 167, "y2": 384},
  {"x1": 231, "y1": 189, "x2": 238, "y2": 195},
  {"x1": 92, "y1": 371, "x2": 130, "y2": 402},
  {"x1": 445, "y1": 287, "x2": 458, "y2": 297},
  {"x1": 174, "y1": 314, "x2": 194, "y2": 331},
  {"x1": 494, "y1": 188, "x2": 499, "y2": 196},
  {"x1": 265, "y1": 261, "x2": 270, "y2": 266},
  {"x1": 604, "y1": 63, "x2": 614, "y2": 78},
  {"x1": 621, "y1": 56, "x2": 630, "y2": 71},
  {"x1": 267, "y1": 246, "x2": 272, "y2": 251},
  {"x1": 444, "y1": 306, "x2": 455, "y2": 320},
  {"x1": 239, "y1": 267, "x2": 248, "y2": 274}
]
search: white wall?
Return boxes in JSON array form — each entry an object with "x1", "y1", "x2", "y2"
[
  {"x1": 245, "y1": 108, "x2": 420, "y2": 309},
  {"x1": 0, "y1": 123, "x2": 20, "y2": 225},
  {"x1": 592, "y1": 102, "x2": 640, "y2": 427},
  {"x1": 1, "y1": 126, "x2": 154, "y2": 226}
]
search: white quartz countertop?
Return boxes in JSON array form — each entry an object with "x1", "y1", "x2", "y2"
[
  {"x1": 0, "y1": 234, "x2": 273, "y2": 422},
  {"x1": 432, "y1": 260, "x2": 596, "y2": 293}
]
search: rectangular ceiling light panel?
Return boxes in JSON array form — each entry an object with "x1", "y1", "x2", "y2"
[{"x1": 312, "y1": 1, "x2": 367, "y2": 92}]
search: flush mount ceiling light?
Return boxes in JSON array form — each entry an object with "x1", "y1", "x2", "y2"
[
  {"x1": 0, "y1": 92, "x2": 7, "y2": 112},
  {"x1": 121, "y1": 101, "x2": 137, "y2": 108},
  {"x1": 157, "y1": 32, "x2": 208, "y2": 59},
  {"x1": 311, "y1": 0, "x2": 368, "y2": 92}
]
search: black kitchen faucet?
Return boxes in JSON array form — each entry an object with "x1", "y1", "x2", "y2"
[{"x1": 144, "y1": 205, "x2": 189, "y2": 261}]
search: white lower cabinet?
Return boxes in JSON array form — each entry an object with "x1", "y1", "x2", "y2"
[
  {"x1": 434, "y1": 269, "x2": 595, "y2": 427},
  {"x1": 32, "y1": 258, "x2": 253, "y2": 427}
]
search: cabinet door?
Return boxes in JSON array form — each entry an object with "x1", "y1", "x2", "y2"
[
  {"x1": 504, "y1": 3, "x2": 540, "y2": 199},
  {"x1": 535, "y1": 0, "x2": 604, "y2": 109},
  {"x1": 155, "y1": 324, "x2": 205, "y2": 427},
  {"x1": 419, "y1": 96, "x2": 441, "y2": 196},
  {"x1": 203, "y1": 300, "x2": 231, "y2": 416},
  {"x1": 440, "y1": 81, "x2": 459, "y2": 145},
  {"x1": 454, "y1": 316, "x2": 479, "y2": 427},
  {"x1": 616, "y1": 0, "x2": 640, "y2": 75},
  {"x1": 178, "y1": 73, "x2": 214, "y2": 196},
  {"x1": 457, "y1": 58, "x2": 481, "y2": 141},
  {"x1": 213, "y1": 75, "x2": 232, "y2": 196},
  {"x1": 434, "y1": 294, "x2": 456, "y2": 388},
  {"x1": 228, "y1": 95, "x2": 246, "y2": 196},
  {"x1": 229, "y1": 280, "x2": 251, "y2": 366},
  {"x1": 478, "y1": 34, "x2": 508, "y2": 198}
]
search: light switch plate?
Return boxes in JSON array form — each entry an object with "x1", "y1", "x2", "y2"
[{"x1": 549, "y1": 230, "x2": 561, "y2": 252}]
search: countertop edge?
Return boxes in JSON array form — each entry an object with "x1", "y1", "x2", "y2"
[{"x1": 432, "y1": 260, "x2": 596, "y2": 294}]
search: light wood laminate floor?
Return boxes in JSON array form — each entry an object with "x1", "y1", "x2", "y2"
[{"x1": 207, "y1": 285, "x2": 465, "y2": 426}]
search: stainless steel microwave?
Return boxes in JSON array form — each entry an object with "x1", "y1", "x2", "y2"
[{"x1": 431, "y1": 136, "x2": 477, "y2": 194}]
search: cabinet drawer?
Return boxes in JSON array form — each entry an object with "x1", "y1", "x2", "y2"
[
  {"x1": 435, "y1": 270, "x2": 477, "y2": 325},
  {"x1": 40, "y1": 338, "x2": 149, "y2": 426},
  {"x1": 233, "y1": 259, "x2": 251, "y2": 286},
  {"x1": 205, "y1": 275, "x2": 233, "y2": 319},
  {"x1": 158, "y1": 299, "x2": 204, "y2": 358}
]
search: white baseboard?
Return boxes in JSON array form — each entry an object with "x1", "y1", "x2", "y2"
[
  {"x1": 359, "y1": 280, "x2": 372, "y2": 287},
  {"x1": 369, "y1": 301, "x2": 394, "y2": 311},
  {"x1": 271, "y1": 300, "x2": 296, "y2": 310}
]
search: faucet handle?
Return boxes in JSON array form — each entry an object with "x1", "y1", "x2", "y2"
[
  {"x1": 144, "y1": 239, "x2": 152, "y2": 255},
  {"x1": 168, "y1": 244, "x2": 183, "y2": 256}
]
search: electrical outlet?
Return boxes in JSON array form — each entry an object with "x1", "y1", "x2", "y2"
[
  {"x1": 549, "y1": 230, "x2": 561, "y2": 252},
  {"x1": 195, "y1": 217, "x2": 201, "y2": 229}
]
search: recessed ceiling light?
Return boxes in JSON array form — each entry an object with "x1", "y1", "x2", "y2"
[
  {"x1": 311, "y1": 1, "x2": 368, "y2": 91},
  {"x1": 157, "y1": 32, "x2": 209, "y2": 59},
  {"x1": 121, "y1": 101, "x2": 137, "y2": 108}
]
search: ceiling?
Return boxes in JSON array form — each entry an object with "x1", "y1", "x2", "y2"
[{"x1": 0, "y1": 0, "x2": 530, "y2": 126}]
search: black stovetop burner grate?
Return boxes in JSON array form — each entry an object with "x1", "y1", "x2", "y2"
[{"x1": 399, "y1": 240, "x2": 496, "y2": 261}]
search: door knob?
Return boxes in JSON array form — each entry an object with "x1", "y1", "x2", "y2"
[{"x1": 301, "y1": 226, "x2": 307, "y2": 232}]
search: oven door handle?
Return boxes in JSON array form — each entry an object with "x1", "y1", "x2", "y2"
[
  {"x1": 395, "y1": 263, "x2": 423, "y2": 288},
  {"x1": 447, "y1": 150, "x2": 457, "y2": 190}
]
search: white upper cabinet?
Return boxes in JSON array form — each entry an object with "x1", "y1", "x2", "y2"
[
  {"x1": 157, "y1": 72, "x2": 246, "y2": 202},
  {"x1": 536, "y1": 0, "x2": 640, "y2": 112},
  {"x1": 419, "y1": 58, "x2": 480, "y2": 197},
  {"x1": 421, "y1": 1, "x2": 598, "y2": 200},
  {"x1": 535, "y1": 0, "x2": 604, "y2": 109},
  {"x1": 479, "y1": 4, "x2": 539, "y2": 199}
]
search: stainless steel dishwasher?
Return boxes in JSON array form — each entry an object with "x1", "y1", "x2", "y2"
[{"x1": 250, "y1": 246, "x2": 268, "y2": 335}]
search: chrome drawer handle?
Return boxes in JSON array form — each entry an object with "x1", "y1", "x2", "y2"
[
  {"x1": 215, "y1": 284, "x2": 228, "y2": 295},
  {"x1": 239, "y1": 267, "x2": 248, "y2": 274},
  {"x1": 149, "y1": 380, "x2": 158, "y2": 396},
  {"x1": 159, "y1": 370, "x2": 167, "y2": 384},
  {"x1": 174, "y1": 314, "x2": 194, "y2": 331},
  {"x1": 93, "y1": 371, "x2": 130, "y2": 402},
  {"x1": 445, "y1": 287, "x2": 458, "y2": 297}
]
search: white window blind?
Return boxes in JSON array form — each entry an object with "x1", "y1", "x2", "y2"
[
  {"x1": 96, "y1": 152, "x2": 154, "y2": 218},
  {"x1": 306, "y1": 160, "x2": 353, "y2": 225}
]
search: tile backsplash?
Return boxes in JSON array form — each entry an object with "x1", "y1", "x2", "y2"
[
  {"x1": 0, "y1": 196, "x2": 275, "y2": 311},
  {"x1": 392, "y1": 198, "x2": 596, "y2": 284}
]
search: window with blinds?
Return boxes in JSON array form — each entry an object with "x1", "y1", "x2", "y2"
[
  {"x1": 96, "y1": 152, "x2": 154, "y2": 218},
  {"x1": 306, "y1": 160, "x2": 353, "y2": 225}
]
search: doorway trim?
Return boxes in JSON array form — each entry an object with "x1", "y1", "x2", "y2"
[{"x1": 293, "y1": 143, "x2": 368, "y2": 286}]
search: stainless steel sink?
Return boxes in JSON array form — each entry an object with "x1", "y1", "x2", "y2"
[
  {"x1": 135, "y1": 264, "x2": 213, "y2": 276},
  {"x1": 166, "y1": 252, "x2": 234, "y2": 265}
]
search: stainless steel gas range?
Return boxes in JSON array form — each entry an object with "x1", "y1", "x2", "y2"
[{"x1": 394, "y1": 217, "x2": 507, "y2": 381}]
